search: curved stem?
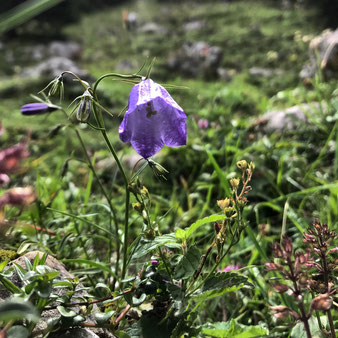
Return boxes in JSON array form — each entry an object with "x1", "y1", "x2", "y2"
[{"x1": 93, "y1": 73, "x2": 143, "y2": 95}]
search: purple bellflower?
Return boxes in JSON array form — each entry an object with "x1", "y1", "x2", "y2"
[
  {"x1": 119, "y1": 79, "x2": 187, "y2": 159},
  {"x1": 21, "y1": 103, "x2": 58, "y2": 116}
]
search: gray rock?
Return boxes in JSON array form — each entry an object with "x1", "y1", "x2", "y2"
[
  {"x1": 21, "y1": 56, "x2": 88, "y2": 79},
  {"x1": 138, "y1": 22, "x2": 167, "y2": 35},
  {"x1": 258, "y1": 103, "x2": 326, "y2": 132},
  {"x1": 168, "y1": 41, "x2": 222, "y2": 78},
  {"x1": 249, "y1": 67, "x2": 283, "y2": 78},
  {"x1": 217, "y1": 67, "x2": 236, "y2": 81},
  {"x1": 51, "y1": 328, "x2": 100, "y2": 338},
  {"x1": 300, "y1": 29, "x2": 338, "y2": 80},
  {"x1": 48, "y1": 41, "x2": 82, "y2": 60},
  {"x1": 183, "y1": 20, "x2": 205, "y2": 31}
]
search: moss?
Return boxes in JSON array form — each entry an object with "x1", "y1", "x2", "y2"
[{"x1": 0, "y1": 249, "x2": 18, "y2": 262}]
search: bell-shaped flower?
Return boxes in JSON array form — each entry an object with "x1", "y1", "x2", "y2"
[{"x1": 119, "y1": 79, "x2": 187, "y2": 159}]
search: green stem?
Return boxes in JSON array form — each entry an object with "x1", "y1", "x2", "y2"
[
  {"x1": 91, "y1": 80, "x2": 133, "y2": 283},
  {"x1": 92, "y1": 73, "x2": 143, "y2": 94},
  {"x1": 186, "y1": 241, "x2": 234, "y2": 297}
]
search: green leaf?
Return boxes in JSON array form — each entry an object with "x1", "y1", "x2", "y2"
[
  {"x1": 175, "y1": 228, "x2": 186, "y2": 241},
  {"x1": 192, "y1": 272, "x2": 254, "y2": 302},
  {"x1": 24, "y1": 257, "x2": 33, "y2": 271},
  {"x1": 174, "y1": 246, "x2": 200, "y2": 280},
  {"x1": 132, "y1": 234, "x2": 180, "y2": 259},
  {"x1": 0, "y1": 0, "x2": 64, "y2": 34},
  {"x1": 95, "y1": 282, "x2": 111, "y2": 296},
  {"x1": 202, "y1": 319, "x2": 268, "y2": 337},
  {"x1": 62, "y1": 259, "x2": 117, "y2": 279},
  {"x1": 32, "y1": 253, "x2": 40, "y2": 270},
  {"x1": 47, "y1": 208, "x2": 116, "y2": 237},
  {"x1": 291, "y1": 317, "x2": 326, "y2": 338},
  {"x1": 185, "y1": 214, "x2": 226, "y2": 239},
  {"x1": 94, "y1": 310, "x2": 115, "y2": 325},
  {"x1": 124, "y1": 292, "x2": 146, "y2": 306},
  {"x1": 57, "y1": 305, "x2": 77, "y2": 318},
  {"x1": 0, "y1": 260, "x2": 8, "y2": 272},
  {"x1": 202, "y1": 272, "x2": 254, "y2": 293},
  {"x1": 0, "y1": 298, "x2": 39, "y2": 322},
  {"x1": 7, "y1": 325, "x2": 29, "y2": 338},
  {"x1": 0, "y1": 275, "x2": 24, "y2": 295}
]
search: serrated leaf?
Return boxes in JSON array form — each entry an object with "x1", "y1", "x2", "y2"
[
  {"x1": 185, "y1": 215, "x2": 226, "y2": 239},
  {"x1": 132, "y1": 234, "x2": 180, "y2": 259},
  {"x1": 174, "y1": 246, "x2": 200, "y2": 280},
  {"x1": 57, "y1": 305, "x2": 77, "y2": 318},
  {"x1": 167, "y1": 283, "x2": 182, "y2": 301},
  {"x1": 175, "y1": 228, "x2": 186, "y2": 241},
  {"x1": 0, "y1": 299, "x2": 39, "y2": 322},
  {"x1": 202, "y1": 272, "x2": 254, "y2": 292},
  {"x1": 202, "y1": 319, "x2": 268, "y2": 337}
]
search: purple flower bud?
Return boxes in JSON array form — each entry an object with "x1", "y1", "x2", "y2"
[
  {"x1": 119, "y1": 79, "x2": 187, "y2": 159},
  {"x1": 21, "y1": 103, "x2": 58, "y2": 116},
  {"x1": 151, "y1": 260, "x2": 159, "y2": 266}
]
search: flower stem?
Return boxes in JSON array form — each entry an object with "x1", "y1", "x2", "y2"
[
  {"x1": 320, "y1": 253, "x2": 336, "y2": 338},
  {"x1": 91, "y1": 84, "x2": 131, "y2": 284}
]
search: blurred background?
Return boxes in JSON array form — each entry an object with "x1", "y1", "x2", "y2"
[{"x1": 0, "y1": 0, "x2": 337, "y2": 229}]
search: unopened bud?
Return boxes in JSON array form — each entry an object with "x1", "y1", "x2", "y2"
[
  {"x1": 237, "y1": 160, "x2": 247, "y2": 170},
  {"x1": 140, "y1": 186, "x2": 149, "y2": 198},
  {"x1": 77, "y1": 93, "x2": 92, "y2": 122},
  {"x1": 132, "y1": 202, "x2": 143, "y2": 213},
  {"x1": 311, "y1": 294, "x2": 332, "y2": 311}
]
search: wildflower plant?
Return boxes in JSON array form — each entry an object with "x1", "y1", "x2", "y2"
[
  {"x1": 265, "y1": 221, "x2": 337, "y2": 338},
  {"x1": 0, "y1": 63, "x2": 266, "y2": 337}
]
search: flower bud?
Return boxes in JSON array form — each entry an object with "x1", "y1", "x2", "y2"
[
  {"x1": 269, "y1": 306, "x2": 292, "y2": 320},
  {"x1": 77, "y1": 90, "x2": 92, "y2": 122},
  {"x1": 311, "y1": 294, "x2": 332, "y2": 311},
  {"x1": 229, "y1": 178, "x2": 240, "y2": 190},
  {"x1": 217, "y1": 198, "x2": 230, "y2": 210},
  {"x1": 132, "y1": 202, "x2": 143, "y2": 213},
  {"x1": 272, "y1": 283, "x2": 289, "y2": 293},
  {"x1": 282, "y1": 236, "x2": 293, "y2": 254},
  {"x1": 140, "y1": 186, "x2": 149, "y2": 198},
  {"x1": 21, "y1": 103, "x2": 59, "y2": 116},
  {"x1": 237, "y1": 160, "x2": 247, "y2": 170}
]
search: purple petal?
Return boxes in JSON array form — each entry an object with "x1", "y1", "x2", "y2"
[
  {"x1": 21, "y1": 103, "x2": 57, "y2": 116},
  {"x1": 119, "y1": 79, "x2": 187, "y2": 158}
]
